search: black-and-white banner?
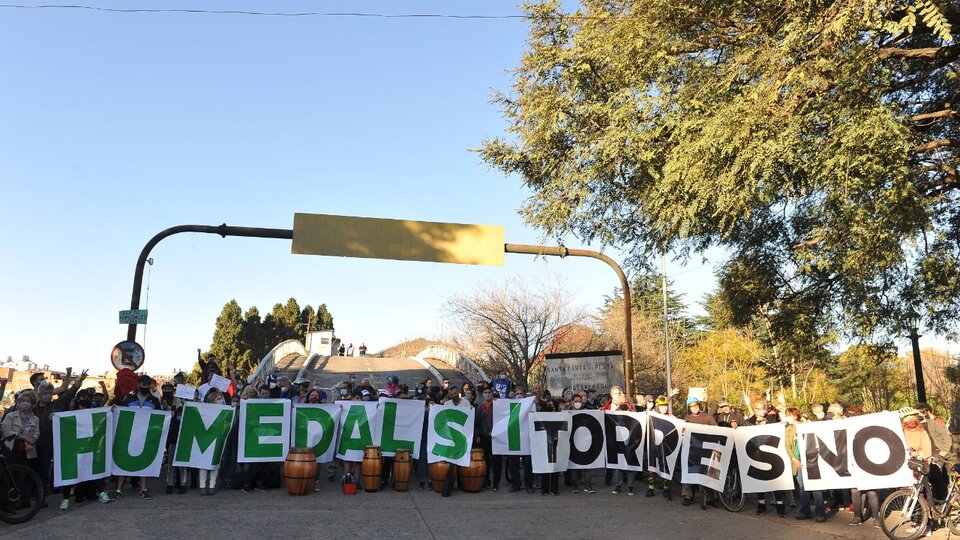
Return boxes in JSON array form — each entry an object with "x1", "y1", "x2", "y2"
[
  {"x1": 529, "y1": 412, "x2": 572, "y2": 474},
  {"x1": 734, "y1": 423, "x2": 794, "y2": 493},
  {"x1": 646, "y1": 412, "x2": 683, "y2": 480},
  {"x1": 605, "y1": 411, "x2": 645, "y2": 472},
  {"x1": 797, "y1": 411, "x2": 913, "y2": 491},
  {"x1": 568, "y1": 410, "x2": 606, "y2": 470},
  {"x1": 680, "y1": 423, "x2": 736, "y2": 491}
]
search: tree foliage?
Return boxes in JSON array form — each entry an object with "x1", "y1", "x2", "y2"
[
  {"x1": 481, "y1": 0, "x2": 960, "y2": 340},
  {"x1": 444, "y1": 276, "x2": 585, "y2": 388},
  {"x1": 204, "y1": 297, "x2": 334, "y2": 376}
]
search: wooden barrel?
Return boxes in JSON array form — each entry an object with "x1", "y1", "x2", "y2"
[
  {"x1": 361, "y1": 446, "x2": 383, "y2": 492},
  {"x1": 283, "y1": 447, "x2": 317, "y2": 496},
  {"x1": 393, "y1": 448, "x2": 412, "y2": 492},
  {"x1": 429, "y1": 461, "x2": 451, "y2": 493},
  {"x1": 458, "y1": 447, "x2": 487, "y2": 493}
]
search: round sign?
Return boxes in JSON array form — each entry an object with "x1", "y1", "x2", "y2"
[{"x1": 110, "y1": 340, "x2": 145, "y2": 371}]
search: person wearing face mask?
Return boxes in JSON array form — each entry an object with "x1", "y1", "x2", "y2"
[
  {"x1": 785, "y1": 407, "x2": 825, "y2": 522},
  {"x1": 744, "y1": 400, "x2": 786, "y2": 517},
  {"x1": 2, "y1": 391, "x2": 40, "y2": 468},
  {"x1": 568, "y1": 395, "x2": 596, "y2": 494},
  {"x1": 67, "y1": 389, "x2": 114, "y2": 505},
  {"x1": 473, "y1": 387, "x2": 502, "y2": 491},
  {"x1": 713, "y1": 398, "x2": 743, "y2": 428},
  {"x1": 810, "y1": 403, "x2": 826, "y2": 421},
  {"x1": 159, "y1": 381, "x2": 176, "y2": 410},
  {"x1": 35, "y1": 371, "x2": 87, "y2": 510},
  {"x1": 114, "y1": 375, "x2": 162, "y2": 500},
  {"x1": 193, "y1": 389, "x2": 226, "y2": 495}
]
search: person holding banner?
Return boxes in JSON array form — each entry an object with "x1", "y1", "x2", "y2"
[
  {"x1": 114, "y1": 375, "x2": 162, "y2": 500},
  {"x1": 64, "y1": 388, "x2": 113, "y2": 506},
  {"x1": 786, "y1": 407, "x2": 825, "y2": 522},
  {"x1": 646, "y1": 395, "x2": 673, "y2": 499},
  {"x1": 196, "y1": 389, "x2": 226, "y2": 495},
  {"x1": 164, "y1": 399, "x2": 189, "y2": 495},
  {"x1": 680, "y1": 396, "x2": 717, "y2": 507},
  {"x1": 475, "y1": 387, "x2": 502, "y2": 491},
  {"x1": 744, "y1": 401, "x2": 786, "y2": 517}
]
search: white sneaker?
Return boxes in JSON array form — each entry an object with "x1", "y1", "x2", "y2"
[{"x1": 98, "y1": 491, "x2": 112, "y2": 504}]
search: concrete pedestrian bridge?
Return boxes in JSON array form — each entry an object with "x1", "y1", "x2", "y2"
[{"x1": 249, "y1": 339, "x2": 487, "y2": 391}]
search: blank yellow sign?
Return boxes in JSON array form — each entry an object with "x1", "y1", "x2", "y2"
[{"x1": 292, "y1": 213, "x2": 505, "y2": 266}]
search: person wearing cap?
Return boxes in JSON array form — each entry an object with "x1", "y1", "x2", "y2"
[
  {"x1": 114, "y1": 375, "x2": 162, "y2": 500},
  {"x1": 646, "y1": 395, "x2": 674, "y2": 499},
  {"x1": 713, "y1": 398, "x2": 743, "y2": 428},
  {"x1": 680, "y1": 395, "x2": 718, "y2": 507}
]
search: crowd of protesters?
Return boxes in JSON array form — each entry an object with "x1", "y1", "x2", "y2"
[{"x1": 0, "y1": 358, "x2": 954, "y2": 535}]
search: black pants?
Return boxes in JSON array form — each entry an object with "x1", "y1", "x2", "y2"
[
  {"x1": 507, "y1": 456, "x2": 533, "y2": 489},
  {"x1": 929, "y1": 464, "x2": 948, "y2": 501},
  {"x1": 540, "y1": 472, "x2": 559, "y2": 495},
  {"x1": 479, "y1": 435, "x2": 503, "y2": 488}
]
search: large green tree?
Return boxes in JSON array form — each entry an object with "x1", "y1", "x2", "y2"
[
  {"x1": 204, "y1": 298, "x2": 335, "y2": 376},
  {"x1": 481, "y1": 0, "x2": 960, "y2": 340}
]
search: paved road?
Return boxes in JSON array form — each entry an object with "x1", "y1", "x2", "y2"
[{"x1": 4, "y1": 475, "x2": 935, "y2": 540}]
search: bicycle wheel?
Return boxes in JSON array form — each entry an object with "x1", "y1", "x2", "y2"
[
  {"x1": 879, "y1": 488, "x2": 929, "y2": 540},
  {"x1": 720, "y1": 467, "x2": 745, "y2": 512},
  {"x1": 947, "y1": 498, "x2": 960, "y2": 535},
  {"x1": 0, "y1": 463, "x2": 44, "y2": 524}
]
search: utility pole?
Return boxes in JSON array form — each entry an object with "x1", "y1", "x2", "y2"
[
  {"x1": 909, "y1": 327, "x2": 926, "y2": 403},
  {"x1": 662, "y1": 253, "x2": 673, "y2": 414}
]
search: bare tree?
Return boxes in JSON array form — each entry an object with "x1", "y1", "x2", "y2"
[{"x1": 444, "y1": 276, "x2": 585, "y2": 389}]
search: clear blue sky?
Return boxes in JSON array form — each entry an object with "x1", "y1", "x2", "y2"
[{"x1": 7, "y1": 0, "x2": 893, "y2": 376}]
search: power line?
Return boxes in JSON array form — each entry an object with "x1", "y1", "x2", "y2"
[{"x1": 0, "y1": 4, "x2": 537, "y2": 19}]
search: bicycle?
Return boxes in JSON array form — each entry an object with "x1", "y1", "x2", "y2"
[
  {"x1": 718, "y1": 459, "x2": 746, "y2": 512},
  {"x1": 697, "y1": 449, "x2": 744, "y2": 512},
  {"x1": 879, "y1": 457, "x2": 960, "y2": 540},
  {"x1": 0, "y1": 452, "x2": 44, "y2": 524}
]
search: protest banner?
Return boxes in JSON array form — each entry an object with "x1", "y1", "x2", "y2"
[
  {"x1": 734, "y1": 423, "x2": 794, "y2": 493},
  {"x1": 605, "y1": 411, "x2": 645, "y2": 471},
  {"x1": 646, "y1": 412, "x2": 683, "y2": 480},
  {"x1": 529, "y1": 412, "x2": 572, "y2": 473},
  {"x1": 53, "y1": 408, "x2": 113, "y2": 487},
  {"x1": 209, "y1": 374, "x2": 231, "y2": 393},
  {"x1": 427, "y1": 403, "x2": 475, "y2": 467},
  {"x1": 491, "y1": 397, "x2": 534, "y2": 455},
  {"x1": 336, "y1": 401, "x2": 380, "y2": 462},
  {"x1": 111, "y1": 408, "x2": 171, "y2": 477},
  {"x1": 680, "y1": 423, "x2": 736, "y2": 491},
  {"x1": 376, "y1": 398, "x2": 425, "y2": 456},
  {"x1": 798, "y1": 411, "x2": 913, "y2": 491},
  {"x1": 174, "y1": 384, "x2": 196, "y2": 400},
  {"x1": 239, "y1": 399, "x2": 291, "y2": 463},
  {"x1": 291, "y1": 403, "x2": 341, "y2": 463},
  {"x1": 173, "y1": 402, "x2": 235, "y2": 469},
  {"x1": 568, "y1": 410, "x2": 606, "y2": 470}
]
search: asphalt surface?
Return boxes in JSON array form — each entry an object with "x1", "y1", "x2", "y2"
[{"x1": 2, "y1": 474, "x2": 933, "y2": 540}]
